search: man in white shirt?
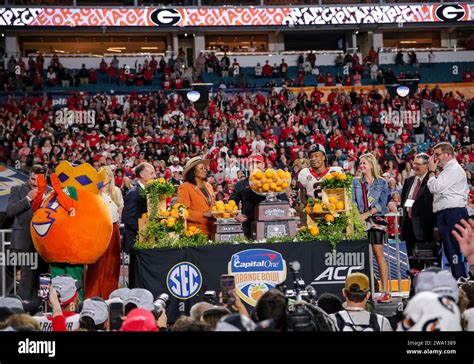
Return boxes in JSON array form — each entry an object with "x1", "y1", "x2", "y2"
[
  {"x1": 427, "y1": 142, "x2": 469, "y2": 278},
  {"x1": 330, "y1": 273, "x2": 392, "y2": 331}
]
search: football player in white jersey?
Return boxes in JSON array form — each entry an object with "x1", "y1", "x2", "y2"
[{"x1": 298, "y1": 143, "x2": 343, "y2": 210}]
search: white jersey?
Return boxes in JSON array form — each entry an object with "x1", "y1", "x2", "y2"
[
  {"x1": 298, "y1": 166, "x2": 343, "y2": 199},
  {"x1": 34, "y1": 313, "x2": 80, "y2": 331}
]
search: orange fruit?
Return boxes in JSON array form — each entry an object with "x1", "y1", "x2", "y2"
[
  {"x1": 313, "y1": 203, "x2": 323, "y2": 214},
  {"x1": 337, "y1": 174, "x2": 347, "y2": 181},
  {"x1": 223, "y1": 212, "x2": 231, "y2": 218},
  {"x1": 262, "y1": 184, "x2": 270, "y2": 192},
  {"x1": 331, "y1": 171, "x2": 340, "y2": 178},
  {"x1": 254, "y1": 171, "x2": 263, "y2": 180},
  {"x1": 325, "y1": 174, "x2": 333, "y2": 181},
  {"x1": 309, "y1": 226, "x2": 319, "y2": 236},
  {"x1": 270, "y1": 182, "x2": 277, "y2": 191},
  {"x1": 328, "y1": 196, "x2": 337, "y2": 204},
  {"x1": 327, "y1": 203, "x2": 336, "y2": 211},
  {"x1": 305, "y1": 205, "x2": 312, "y2": 214},
  {"x1": 325, "y1": 214, "x2": 335, "y2": 223},
  {"x1": 281, "y1": 182, "x2": 289, "y2": 189},
  {"x1": 336, "y1": 201, "x2": 345, "y2": 210}
]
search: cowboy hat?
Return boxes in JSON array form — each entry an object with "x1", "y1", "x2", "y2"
[{"x1": 183, "y1": 156, "x2": 210, "y2": 179}]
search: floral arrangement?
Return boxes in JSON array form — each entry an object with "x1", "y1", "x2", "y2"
[
  {"x1": 319, "y1": 171, "x2": 353, "y2": 189},
  {"x1": 140, "y1": 178, "x2": 176, "y2": 220}
]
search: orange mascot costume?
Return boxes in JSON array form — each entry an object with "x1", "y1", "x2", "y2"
[{"x1": 30, "y1": 162, "x2": 113, "y2": 299}]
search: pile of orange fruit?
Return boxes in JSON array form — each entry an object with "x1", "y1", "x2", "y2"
[
  {"x1": 305, "y1": 196, "x2": 345, "y2": 216},
  {"x1": 249, "y1": 168, "x2": 291, "y2": 194},
  {"x1": 326, "y1": 196, "x2": 345, "y2": 211},
  {"x1": 211, "y1": 200, "x2": 239, "y2": 219}
]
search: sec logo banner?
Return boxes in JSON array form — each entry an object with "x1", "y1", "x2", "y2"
[
  {"x1": 166, "y1": 262, "x2": 202, "y2": 300},
  {"x1": 228, "y1": 249, "x2": 286, "y2": 306}
]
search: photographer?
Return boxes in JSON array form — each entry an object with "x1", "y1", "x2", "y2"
[{"x1": 330, "y1": 273, "x2": 392, "y2": 331}]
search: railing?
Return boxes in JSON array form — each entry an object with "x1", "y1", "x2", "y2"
[{"x1": 0, "y1": 229, "x2": 14, "y2": 297}]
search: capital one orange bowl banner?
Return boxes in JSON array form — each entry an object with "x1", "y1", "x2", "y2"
[{"x1": 0, "y1": 4, "x2": 472, "y2": 27}]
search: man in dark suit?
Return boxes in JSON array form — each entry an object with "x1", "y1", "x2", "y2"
[
  {"x1": 400, "y1": 153, "x2": 436, "y2": 270},
  {"x1": 6, "y1": 165, "x2": 47, "y2": 301},
  {"x1": 122, "y1": 162, "x2": 156, "y2": 254},
  {"x1": 231, "y1": 154, "x2": 287, "y2": 238}
]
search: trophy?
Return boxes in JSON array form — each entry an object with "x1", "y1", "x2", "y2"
[{"x1": 249, "y1": 169, "x2": 299, "y2": 240}]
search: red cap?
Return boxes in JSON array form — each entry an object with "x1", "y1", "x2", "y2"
[
  {"x1": 120, "y1": 308, "x2": 158, "y2": 332},
  {"x1": 248, "y1": 154, "x2": 265, "y2": 163}
]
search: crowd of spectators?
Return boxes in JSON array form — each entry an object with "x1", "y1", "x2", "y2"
[
  {"x1": 1, "y1": 81, "x2": 473, "y2": 211},
  {"x1": 2, "y1": 48, "x2": 473, "y2": 93},
  {"x1": 2, "y1": 264, "x2": 474, "y2": 332},
  {"x1": 0, "y1": 50, "x2": 196, "y2": 92}
]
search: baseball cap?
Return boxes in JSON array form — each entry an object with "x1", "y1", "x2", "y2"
[
  {"x1": 123, "y1": 288, "x2": 155, "y2": 311},
  {"x1": 248, "y1": 154, "x2": 265, "y2": 163},
  {"x1": 414, "y1": 268, "x2": 459, "y2": 303},
  {"x1": 51, "y1": 275, "x2": 79, "y2": 305},
  {"x1": 108, "y1": 288, "x2": 130, "y2": 302},
  {"x1": 120, "y1": 308, "x2": 158, "y2": 332},
  {"x1": 173, "y1": 157, "x2": 179, "y2": 162},
  {"x1": 80, "y1": 298, "x2": 109, "y2": 326},
  {"x1": 0, "y1": 295, "x2": 25, "y2": 314},
  {"x1": 344, "y1": 273, "x2": 370, "y2": 293},
  {"x1": 308, "y1": 143, "x2": 326, "y2": 156}
]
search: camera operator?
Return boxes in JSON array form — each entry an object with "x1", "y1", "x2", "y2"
[
  {"x1": 330, "y1": 273, "x2": 392, "y2": 331},
  {"x1": 282, "y1": 261, "x2": 337, "y2": 332},
  {"x1": 123, "y1": 288, "x2": 168, "y2": 330}
]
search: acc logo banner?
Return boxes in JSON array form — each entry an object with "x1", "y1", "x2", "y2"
[
  {"x1": 149, "y1": 9, "x2": 183, "y2": 26},
  {"x1": 167, "y1": 262, "x2": 202, "y2": 300},
  {"x1": 228, "y1": 249, "x2": 286, "y2": 306}
]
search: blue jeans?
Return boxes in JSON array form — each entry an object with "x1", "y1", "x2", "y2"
[{"x1": 436, "y1": 207, "x2": 469, "y2": 279}]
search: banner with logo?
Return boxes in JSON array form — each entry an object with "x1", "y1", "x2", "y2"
[
  {"x1": 130, "y1": 239, "x2": 369, "y2": 323},
  {"x1": 0, "y1": 4, "x2": 472, "y2": 28}
]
